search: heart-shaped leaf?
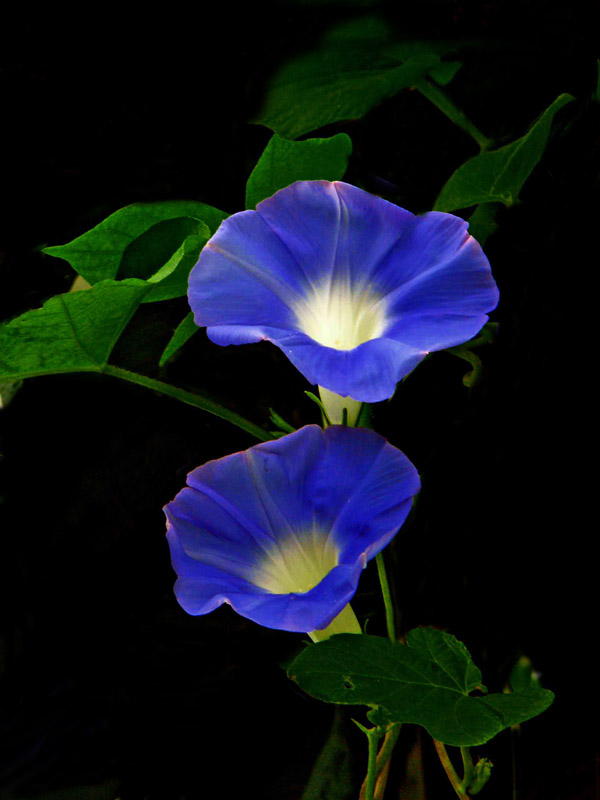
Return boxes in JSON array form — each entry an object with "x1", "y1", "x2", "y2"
[
  {"x1": 43, "y1": 201, "x2": 225, "y2": 286},
  {"x1": 434, "y1": 93, "x2": 574, "y2": 211},
  {"x1": 288, "y1": 628, "x2": 553, "y2": 746},
  {"x1": 245, "y1": 134, "x2": 352, "y2": 209}
]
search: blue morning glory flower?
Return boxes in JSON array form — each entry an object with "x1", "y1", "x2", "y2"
[
  {"x1": 164, "y1": 425, "x2": 420, "y2": 641},
  {"x1": 188, "y1": 181, "x2": 499, "y2": 418}
]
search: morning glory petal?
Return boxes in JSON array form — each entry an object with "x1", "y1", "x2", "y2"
[
  {"x1": 164, "y1": 425, "x2": 420, "y2": 634},
  {"x1": 371, "y1": 209, "x2": 473, "y2": 292},
  {"x1": 188, "y1": 209, "x2": 305, "y2": 330},
  {"x1": 387, "y1": 313, "x2": 492, "y2": 352},
  {"x1": 256, "y1": 180, "x2": 416, "y2": 290},
  {"x1": 301, "y1": 426, "x2": 421, "y2": 564},
  {"x1": 168, "y1": 528, "x2": 362, "y2": 631},
  {"x1": 188, "y1": 181, "x2": 498, "y2": 402}
]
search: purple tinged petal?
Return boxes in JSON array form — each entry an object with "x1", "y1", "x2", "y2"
[
  {"x1": 256, "y1": 181, "x2": 415, "y2": 290},
  {"x1": 205, "y1": 562, "x2": 362, "y2": 633},
  {"x1": 387, "y1": 313, "x2": 493, "y2": 352},
  {"x1": 188, "y1": 210, "x2": 304, "y2": 329},
  {"x1": 382, "y1": 238, "x2": 498, "y2": 319},
  {"x1": 188, "y1": 180, "x2": 499, "y2": 401},
  {"x1": 371, "y1": 210, "x2": 471, "y2": 292},
  {"x1": 164, "y1": 425, "x2": 420, "y2": 633},
  {"x1": 271, "y1": 334, "x2": 425, "y2": 401},
  {"x1": 205, "y1": 324, "x2": 292, "y2": 347},
  {"x1": 302, "y1": 426, "x2": 421, "y2": 563}
]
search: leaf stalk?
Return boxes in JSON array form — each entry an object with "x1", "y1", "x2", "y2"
[
  {"x1": 415, "y1": 78, "x2": 491, "y2": 152},
  {"x1": 355, "y1": 722, "x2": 382, "y2": 800},
  {"x1": 433, "y1": 739, "x2": 471, "y2": 800},
  {"x1": 375, "y1": 552, "x2": 396, "y2": 643},
  {"x1": 102, "y1": 365, "x2": 273, "y2": 442}
]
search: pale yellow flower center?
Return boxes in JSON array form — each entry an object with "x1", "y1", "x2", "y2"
[
  {"x1": 252, "y1": 528, "x2": 338, "y2": 594},
  {"x1": 295, "y1": 281, "x2": 387, "y2": 350}
]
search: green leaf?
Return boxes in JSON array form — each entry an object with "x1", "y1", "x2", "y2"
[
  {"x1": 43, "y1": 201, "x2": 226, "y2": 285},
  {"x1": 466, "y1": 202, "x2": 500, "y2": 246},
  {"x1": 159, "y1": 311, "x2": 199, "y2": 367},
  {"x1": 509, "y1": 655, "x2": 544, "y2": 695},
  {"x1": 0, "y1": 280, "x2": 150, "y2": 382},
  {"x1": 252, "y1": 17, "x2": 445, "y2": 140},
  {"x1": 245, "y1": 134, "x2": 352, "y2": 209},
  {"x1": 287, "y1": 628, "x2": 553, "y2": 746},
  {"x1": 143, "y1": 230, "x2": 208, "y2": 303},
  {"x1": 0, "y1": 285, "x2": 273, "y2": 443},
  {"x1": 255, "y1": 52, "x2": 440, "y2": 140},
  {"x1": 116, "y1": 217, "x2": 205, "y2": 281},
  {"x1": 434, "y1": 93, "x2": 574, "y2": 211}
]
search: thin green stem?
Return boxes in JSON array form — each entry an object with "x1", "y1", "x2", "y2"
[
  {"x1": 362, "y1": 727, "x2": 380, "y2": 800},
  {"x1": 376, "y1": 552, "x2": 396, "y2": 643},
  {"x1": 102, "y1": 365, "x2": 273, "y2": 442},
  {"x1": 433, "y1": 740, "x2": 470, "y2": 800},
  {"x1": 415, "y1": 78, "x2": 491, "y2": 152},
  {"x1": 374, "y1": 723, "x2": 401, "y2": 778},
  {"x1": 373, "y1": 723, "x2": 402, "y2": 799},
  {"x1": 374, "y1": 758, "x2": 391, "y2": 800},
  {"x1": 460, "y1": 747, "x2": 475, "y2": 792}
]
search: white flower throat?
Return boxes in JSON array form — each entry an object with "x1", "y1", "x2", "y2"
[
  {"x1": 295, "y1": 281, "x2": 387, "y2": 350},
  {"x1": 252, "y1": 527, "x2": 338, "y2": 594}
]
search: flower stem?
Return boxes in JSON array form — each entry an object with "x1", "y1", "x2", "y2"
[
  {"x1": 101, "y1": 364, "x2": 273, "y2": 442},
  {"x1": 461, "y1": 747, "x2": 475, "y2": 791},
  {"x1": 362, "y1": 727, "x2": 381, "y2": 800},
  {"x1": 375, "y1": 723, "x2": 401, "y2": 778},
  {"x1": 374, "y1": 723, "x2": 402, "y2": 799},
  {"x1": 359, "y1": 722, "x2": 401, "y2": 800},
  {"x1": 376, "y1": 552, "x2": 396, "y2": 643},
  {"x1": 415, "y1": 78, "x2": 491, "y2": 152},
  {"x1": 433, "y1": 739, "x2": 471, "y2": 800},
  {"x1": 374, "y1": 756, "x2": 391, "y2": 800}
]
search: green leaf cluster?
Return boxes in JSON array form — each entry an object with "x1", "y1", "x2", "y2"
[
  {"x1": 1, "y1": 201, "x2": 227, "y2": 384},
  {"x1": 252, "y1": 16, "x2": 462, "y2": 139},
  {"x1": 2, "y1": 45, "x2": 574, "y2": 468},
  {"x1": 2, "y1": 124, "x2": 353, "y2": 385},
  {"x1": 43, "y1": 200, "x2": 227, "y2": 302},
  {"x1": 20, "y1": 200, "x2": 226, "y2": 375},
  {"x1": 288, "y1": 628, "x2": 553, "y2": 746},
  {"x1": 0, "y1": 127, "x2": 357, "y2": 435}
]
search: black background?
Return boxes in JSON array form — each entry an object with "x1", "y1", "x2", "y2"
[{"x1": 1, "y1": 3, "x2": 597, "y2": 798}]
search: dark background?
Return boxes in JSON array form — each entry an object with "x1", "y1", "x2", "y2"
[{"x1": 0, "y1": 3, "x2": 597, "y2": 798}]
